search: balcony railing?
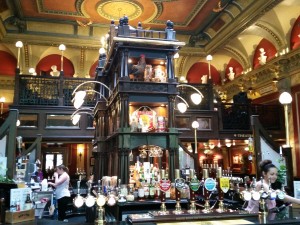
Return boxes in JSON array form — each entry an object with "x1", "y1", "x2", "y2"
[{"x1": 13, "y1": 74, "x2": 284, "y2": 133}]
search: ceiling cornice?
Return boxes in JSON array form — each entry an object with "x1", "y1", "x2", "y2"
[{"x1": 205, "y1": 0, "x2": 283, "y2": 53}]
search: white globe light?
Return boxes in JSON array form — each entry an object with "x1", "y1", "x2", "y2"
[
  {"x1": 15, "y1": 41, "x2": 23, "y2": 48},
  {"x1": 99, "y1": 47, "x2": 106, "y2": 54},
  {"x1": 177, "y1": 102, "x2": 187, "y2": 113},
  {"x1": 85, "y1": 195, "x2": 96, "y2": 207},
  {"x1": 73, "y1": 99, "x2": 85, "y2": 109},
  {"x1": 73, "y1": 196, "x2": 84, "y2": 208},
  {"x1": 74, "y1": 91, "x2": 87, "y2": 101},
  {"x1": 96, "y1": 195, "x2": 107, "y2": 207},
  {"x1": 72, "y1": 114, "x2": 81, "y2": 125},
  {"x1": 190, "y1": 93, "x2": 202, "y2": 105},
  {"x1": 192, "y1": 121, "x2": 199, "y2": 129},
  {"x1": 59, "y1": 44, "x2": 66, "y2": 51},
  {"x1": 206, "y1": 55, "x2": 213, "y2": 61},
  {"x1": 279, "y1": 92, "x2": 292, "y2": 105}
]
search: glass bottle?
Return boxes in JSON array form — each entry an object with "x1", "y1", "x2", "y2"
[
  {"x1": 24, "y1": 193, "x2": 32, "y2": 210},
  {"x1": 144, "y1": 180, "x2": 149, "y2": 199}
]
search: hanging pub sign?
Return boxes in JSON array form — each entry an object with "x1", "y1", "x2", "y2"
[
  {"x1": 219, "y1": 177, "x2": 230, "y2": 193},
  {"x1": 131, "y1": 106, "x2": 157, "y2": 132},
  {"x1": 189, "y1": 178, "x2": 201, "y2": 192},
  {"x1": 159, "y1": 179, "x2": 171, "y2": 192},
  {"x1": 204, "y1": 178, "x2": 216, "y2": 191},
  {"x1": 175, "y1": 178, "x2": 185, "y2": 191}
]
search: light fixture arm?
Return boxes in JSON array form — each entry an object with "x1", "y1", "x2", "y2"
[
  {"x1": 177, "y1": 84, "x2": 204, "y2": 97},
  {"x1": 71, "y1": 107, "x2": 94, "y2": 118},
  {"x1": 72, "y1": 81, "x2": 112, "y2": 96},
  {"x1": 73, "y1": 90, "x2": 109, "y2": 103},
  {"x1": 176, "y1": 95, "x2": 189, "y2": 107}
]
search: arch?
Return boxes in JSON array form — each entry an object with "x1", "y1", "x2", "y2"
[
  {"x1": 252, "y1": 38, "x2": 277, "y2": 69},
  {"x1": 35, "y1": 54, "x2": 75, "y2": 77},
  {"x1": 186, "y1": 62, "x2": 220, "y2": 85},
  {"x1": 290, "y1": 16, "x2": 300, "y2": 50},
  {"x1": 0, "y1": 50, "x2": 17, "y2": 76}
]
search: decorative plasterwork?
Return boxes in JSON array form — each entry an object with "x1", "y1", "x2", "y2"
[
  {"x1": 150, "y1": 0, "x2": 206, "y2": 26},
  {"x1": 80, "y1": 47, "x2": 85, "y2": 71},
  {"x1": 255, "y1": 22, "x2": 283, "y2": 48},
  {"x1": 36, "y1": 0, "x2": 84, "y2": 17},
  {"x1": 220, "y1": 49, "x2": 300, "y2": 100},
  {"x1": 24, "y1": 44, "x2": 29, "y2": 68},
  {"x1": 97, "y1": 0, "x2": 143, "y2": 21},
  {"x1": 223, "y1": 46, "x2": 249, "y2": 68},
  {"x1": 0, "y1": 77, "x2": 15, "y2": 90},
  {"x1": 178, "y1": 56, "x2": 187, "y2": 76},
  {"x1": 205, "y1": 0, "x2": 283, "y2": 52}
]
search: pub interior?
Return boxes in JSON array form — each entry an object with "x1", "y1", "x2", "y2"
[{"x1": 1, "y1": 1, "x2": 300, "y2": 225}]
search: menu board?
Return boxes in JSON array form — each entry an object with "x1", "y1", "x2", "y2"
[{"x1": 10, "y1": 188, "x2": 31, "y2": 211}]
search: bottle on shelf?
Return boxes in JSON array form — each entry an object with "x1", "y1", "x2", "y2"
[
  {"x1": 144, "y1": 180, "x2": 149, "y2": 199},
  {"x1": 149, "y1": 179, "x2": 155, "y2": 199},
  {"x1": 24, "y1": 193, "x2": 32, "y2": 210}
]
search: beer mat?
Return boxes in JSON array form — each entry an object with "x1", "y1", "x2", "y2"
[
  {"x1": 157, "y1": 220, "x2": 255, "y2": 225},
  {"x1": 128, "y1": 213, "x2": 154, "y2": 219}
]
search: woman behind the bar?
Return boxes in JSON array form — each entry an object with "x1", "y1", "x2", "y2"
[
  {"x1": 246, "y1": 160, "x2": 300, "y2": 213},
  {"x1": 48, "y1": 165, "x2": 70, "y2": 222}
]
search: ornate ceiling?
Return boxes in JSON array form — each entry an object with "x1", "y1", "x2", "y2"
[{"x1": 0, "y1": 0, "x2": 280, "y2": 50}]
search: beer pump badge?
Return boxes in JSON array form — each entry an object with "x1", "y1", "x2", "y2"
[
  {"x1": 220, "y1": 177, "x2": 230, "y2": 193},
  {"x1": 175, "y1": 178, "x2": 185, "y2": 191},
  {"x1": 204, "y1": 178, "x2": 216, "y2": 191},
  {"x1": 189, "y1": 178, "x2": 201, "y2": 192},
  {"x1": 160, "y1": 179, "x2": 171, "y2": 192}
]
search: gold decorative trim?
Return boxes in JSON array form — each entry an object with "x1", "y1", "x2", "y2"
[
  {"x1": 97, "y1": 0, "x2": 143, "y2": 21},
  {"x1": 255, "y1": 22, "x2": 283, "y2": 47},
  {"x1": 151, "y1": 0, "x2": 206, "y2": 26},
  {"x1": 36, "y1": 0, "x2": 84, "y2": 17},
  {"x1": 224, "y1": 46, "x2": 248, "y2": 68}
]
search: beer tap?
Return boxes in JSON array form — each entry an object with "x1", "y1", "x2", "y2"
[
  {"x1": 277, "y1": 182, "x2": 286, "y2": 200},
  {"x1": 251, "y1": 177, "x2": 260, "y2": 202},
  {"x1": 158, "y1": 169, "x2": 170, "y2": 215},
  {"x1": 202, "y1": 168, "x2": 216, "y2": 213},
  {"x1": 216, "y1": 167, "x2": 227, "y2": 213},
  {"x1": 268, "y1": 178, "x2": 277, "y2": 201},
  {"x1": 174, "y1": 169, "x2": 184, "y2": 214},
  {"x1": 240, "y1": 177, "x2": 251, "y2": 201},
  {"x1": 188, "y1": 169, "x2": 200, "y2": 214},
  {"x1": 259, "y1": 177, "x2": 269, "y2": 214}
]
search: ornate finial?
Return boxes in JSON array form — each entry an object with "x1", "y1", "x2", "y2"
[
  {"x1": 119, "y1": 17, "x2": 124, "y2": 26},
  {"x1": 166, "y1": 20, "x2": 173, "y2": 29},
  {"x1": 123, "y1": 15, "x2": 129, "y2": 25},
  {"x1": 137, "y1": 22, "x2": 142, "y2": 29}
]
